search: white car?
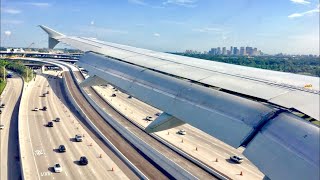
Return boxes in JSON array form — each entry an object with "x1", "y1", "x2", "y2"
[
  {"x1": 53, "y1": 163, "x2": 62, "y2": 173},
  {"x1": 0, "y1": 124, "x2": 4, "y2": 130},
  {"x1": 177, "y1": 129, "x2": 186, "y2": 135},
  {"x1": 34, "y1": 108, "x2": 39, "y2": 111},
  {"x1": 230, "y1": 155, "x2": 244, "y2": 163},
  {"x1": 75, "y1": 135, "x2": 83, "y2": 142}
]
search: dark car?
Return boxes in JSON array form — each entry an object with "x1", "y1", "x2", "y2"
[
  {"x1": 0, "y1": 109, "x2": 2, "y2": 114},
  {"x1": 55, "y1": 117, "x2": 60, "y2": 122},
  {"x1": 79, "y1": 156, "x2": 88, "y2": 165},
  {"x1": 111, "y1": 94, "x2": 116, "y2": 97},
  {"x1": 48, "y1": 121, "x2": 53, "y2": 127},
  {"x1": 128, "y1": 95, "x2": 132, "y2": 99},
  {"x1": 58, "y1": 145, "x2": 66, "y2": 152},
  {"x1": 43, "y1": 106, "x2": 47, "y2": 111},
  {"x1": 0, "y1": 104, "x2": 5, "y2": 108}
]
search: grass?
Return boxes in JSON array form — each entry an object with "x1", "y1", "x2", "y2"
[{"x1": 0, "y1": 80, "x2": 7, "y2": 95}]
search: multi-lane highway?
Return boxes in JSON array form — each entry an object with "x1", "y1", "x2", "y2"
[
  {"x1": 0, "y1": 74, "x2": 23, "y2": 180},
  {"x1": 20, "y1": 70, "x2": 131, "y2": 180},
  {"x1": 92, "y1": 80, "x2": 265, "y2": 179}
]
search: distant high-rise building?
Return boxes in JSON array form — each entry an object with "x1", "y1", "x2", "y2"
[
  {"x1": 246, "y1": 46, "x2": 253, "y2": 56},
  {"x1": 209, "y1": 48, "x2": 217, "y2": 55},
  {"x1": 252, "y1": 48, "x2": 258, "y2": 56},
  {"x1": 240, "y1": 47, "x2": 245, "y2": 56},
  {"x1": 230, "y1": 46, "x2": 233, "y2": 55},
  {"x1": 222, "y1": 47, "x2": 227, "y2": 55},
  {"x1": 233, "y1": 47, "x2": 238, "y2": 55},
  {"x1": 217, "y1": 47, "x2": 221, "y2": 55}
]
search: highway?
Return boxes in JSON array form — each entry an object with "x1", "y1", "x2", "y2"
[
  {"x1": 63, "y1": 69, "x2": 172, "y2": 179},
  {"x1": 0, "y1": 74, "x2": 23, "y2": 180},
  {"x1": 20, "y1": 70, "x2": 130, "y2": 180},
  {"x1": 72, "y1": 71, "x2": 218, "y2": 179},
  {"x1": 92, "y1": 80, "x2": 265, "y2": 179}
]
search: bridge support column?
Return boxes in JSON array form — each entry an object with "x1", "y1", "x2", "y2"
[{"x1": 41, "y1": 65, "x2": 45, "y2": 73}]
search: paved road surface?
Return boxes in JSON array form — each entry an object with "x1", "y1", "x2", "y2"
[
  {"x1": 21, "y1": 71, "x2": 129, "y2": 180},
  {"x1": 0, "y1": 75, "x2": 23, "y2": 180},
  {"x1": 94, "y1": 83, "x2": 265, "y2": 180},
  {"x1": 64, "y1": 69, "x2": 170, "y2": 179}
]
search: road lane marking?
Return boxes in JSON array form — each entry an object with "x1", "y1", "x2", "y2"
[
  {"x1": 40, "y1": 171, "x2": 52, "y2": 176},
  {"x1": 26, "y1": 87, "x2": 41, "y2": 180}
]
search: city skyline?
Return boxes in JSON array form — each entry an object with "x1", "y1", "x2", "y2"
[{"x1": 1, "y1": 0, "x2": 319, "y2": 55}]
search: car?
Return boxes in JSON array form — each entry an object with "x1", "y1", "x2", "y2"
[
  {"x1": 0, "y1": 109, "x2": 2, "y2": 114},
  {"x1": 47, "y1": 91, "x2": 50, "y2": 94},
  {"x1": 75, "y1": 134, "x2": 83, "y2": 142},
  {"x1": 53, "y1": 163, "x2": 62, "y2": 173},
  {"x1": 111, "y1": 94, "x2": 116, "y2": 97},
  {"x1": 34, "y1": 107, "x2": 39, "y2": 111},
  {"x1": 79, "y1": 156, "x2": 88, "y2": 165},
  {"x1": 230, "y1": 155, "x2": 244, "y2": 163},
  {"x1": 155, "y1": 112, "x2": 161, "y2": 116},
  {"x1": 145, "y1": 116, "x2": 153, "y2": 121},
  {"x1": 58, "y1": 145, "x2": 66, "y2": 152},
  {"x1": 55, "y1": 117, "x2": 60, "y2": 122},
  {"x1": 47, "y1": 121, "x2": 54, "y2": 127},
  {"x1": 42, "y1": 106, "x2": 47, "y2": 111},
  {"x1": 0, "y1": 124, "x2": 4, "y2": 130},
  {"x1": 0, "y1": 104, "x2": 5, "y2": 108},
  {"x1": 177, "y1": 129, "x2": 186, "y2": 135},
  {"x1": 128, "y1": 95, "x2": 133, "y2": 99},
  {"x1": 43, "y1": 93, "x2": 46, "y2": 97},
  {"x1": 114, "y1": 89, "x2": 118, "y2": 92}
]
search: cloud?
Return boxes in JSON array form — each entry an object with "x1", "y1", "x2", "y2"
[
  {"x1": 290, "y1": 0, "x2": 310, "y2": 5},
  {"x1": 90, "y1": 21, "x2": 95, "y2": 25},
  {"x1": 1, "y1": 8, "x2": 21, "y2": 14},
  {"x1": 153, "y1": 33, "x2": 160, "y2": 37},
  {"x1": 128, "y1": 0, "x2": 146, "y2": 5},
  {"x1": 1, "y1": 19, "x2": 24, "y2": 24},
  {"x1": 163, "y1": 0, "x2": 197, "y2": 7},
  {"x1": 288, "y1": 5, "x2": 320, "y2": 18},
  {"x1": 25, "y1": 2, "x2": 51, "y2": 7},
  {"x1": 192, "y1": 27, "x2": 222, "y2": 33},
  {"x1": 4, "y1": 31, "x2": 12, "y2": 36}
]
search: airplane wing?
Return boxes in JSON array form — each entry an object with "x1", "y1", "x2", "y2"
[{"x1": 40, "y1": 25, "x2": 319, "y2": 180}]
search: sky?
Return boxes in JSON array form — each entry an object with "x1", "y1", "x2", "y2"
[{"x1": 0, "y1": 0, "x2": 319, "y2": 55}]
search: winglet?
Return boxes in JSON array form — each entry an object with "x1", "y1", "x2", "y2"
[{"x1": 39, "y1": 25, "x2": 65, "y2": 49}]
